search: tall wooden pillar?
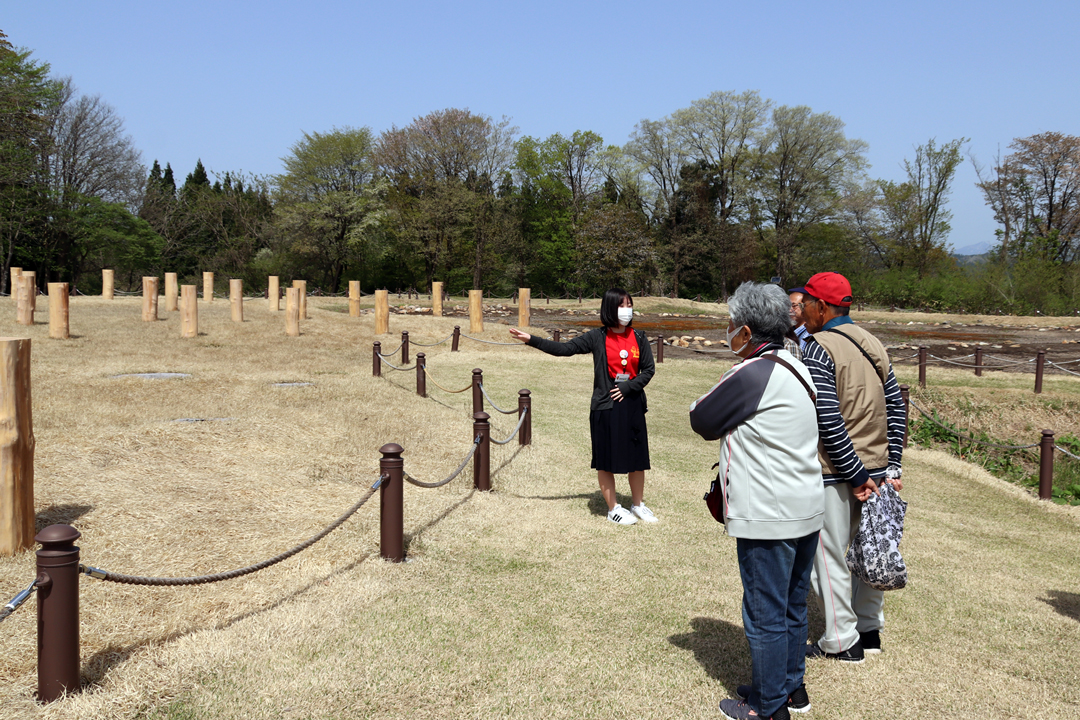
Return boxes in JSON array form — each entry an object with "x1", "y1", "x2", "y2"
[
  {"x1": 164, "y1": 272, "x2": 178, "y2": 312},
  {"x1": 517, "y1": 287, "x2": 531, "y2": 328},
  {"x1": 48, "y1": 283, "x2": 69, "y2": 339},
  {"x1": 181, "y1": 285, "x2": 198, "y2": 338},
  {"x1": 286, "y1": 287, "x2": 300, "y2": 336},
  {"x1": 0, "y1": 337, "x2": 34, "y2": 555},
  {"x1": 202, "y1": 272, "x2": 214, "y2": 301},
  {"x1": 375, "y1": 290, "x2": 389, "y2": 334},
  {"x1": 101, "y1": 269, "x2": 114, "y2": 300},
  {"x1": 268, "y1": 276, "x2": 280, "y2": 312},
  {"x1": 349, "y1": 280, "x2": 361, "y2": 317},
  {"x1": 230, "y1": 279, "x2": 243, "y2": 322},
  {"x1": 293, "y1": 280, "x2": 307, "y2": 319},
  {"x1": 469, "y1": 289, "x2": 483, "y2": 333},
  {"x1": 142, "y1": 277, "x2": 159, "y2": 321},
  {"x1": 432, "y1": 281, "x2": 443, "y2": 317}
]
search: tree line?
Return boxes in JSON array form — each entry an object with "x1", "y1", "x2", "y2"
[{"x1": 2, "y1": 31, "x2": 1078, "y2": 313}]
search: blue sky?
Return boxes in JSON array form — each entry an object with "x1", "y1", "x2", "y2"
[{"x1": 6, "y1": 1, "x2": 1078, "y2": 252}]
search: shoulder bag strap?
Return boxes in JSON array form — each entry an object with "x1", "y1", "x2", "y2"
[
  {"x1": 823, "y1": 327, "x2": 886, "y2": 386},
  {"x1": 757, "y1": 352, "x2": 816, "y2": 405}
]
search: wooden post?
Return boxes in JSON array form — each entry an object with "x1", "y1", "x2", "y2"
[
  {"x1": 16, "y1": 274, "x2": 33, "y2": 326},
  {"x1": 379, "y1": 443, "x2": 404, "y2": 562},
  {"x1": 974, "y1": 347, "x2": 983, "y2": 377},
  {"x1": 285, "y1": 287, "x2": 300, "y2": 336},
  {"x1": 518, "y1": 389, "x2": 532, "y2": 446},
  {"x1": 518, "y1": 287, "x2": 531, "y2": 328},
  {"x1": 918, "y1": 346, "x2": 928, "y2": 389},
  {"x1": 469, "y1": 289, "x2": 483, "y2": 333},
  {"x1": 432, "y1": 281, "x2": 443, "y2": 317},
  {"x1": 24, "y1": 271, "x2": 36, "y2": 314},
  {"x1": 452, "y1": 325, "x2": 460, "y2": 351},
  {"x1": 48, "y1": 283, "x2": 69, "y2": 340},
  {"x1": 164, "y1": 272, "x2": 178, "y2": 312},
  {"x1": 401, "y1": 331, "x2": 410, "y2": 365},
  {"x1": 141, "y1": 277, "x2": 159, "y2": 321},
  {"x1": 293, "y1": 279, "x2": 307, "y2": 319},
  {"x1": 472, "y1": 368, "x2": 483, "y2": 415},
  {"x1": 230, "y1": 279, "x2": 243, "y2": 322},
  {"x1": 180, "y1": 285, "x2": 198, "y2": 338},
  {"x1": 203, "y1": 272, "x2": 214, "y2": 301},
  {"x1": 268, "y1": 276, "x2": 280, "y2": 312},
  {"x1": 1039, "y1": 430, "x2": 1055, "y2": 500},
  {"x1": 349, "y1": 280, "x2": 361, "y2": 317},
  {"x1": 0, "y1": 337, "x2": 34, "y2": 556},
  {"x1": 373, "y1": 341, "x2": 382, "y2": 377},
  {"x1": 1035, "y1": 350, "x2": 1046, "y2": 394},
  {"x1": 9, "y1": 267, "x2": 21, "y2": 296},
  {"x1": 416, "y1": 352, "x2": 426, "y2": 397},
  {"x1": 375, "y1": 289, "x2": 389, "y2": 334},
  {"x1": 101, "y1": 269, "x2": 114, "y2": 300},
  {"x1": 656, "y1": 335, "x2": 664, "y2": 363},
  {"x1": 473, "y1": 412, "x2": 491, "y2": 492}
]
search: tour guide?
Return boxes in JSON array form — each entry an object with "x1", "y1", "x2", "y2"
[
  {"x1": 796, "y1": 271, "x2": 905, "y2": 662},
  {"x1": 689, "y1": 282, "x2": 824, "y2": 720},
  {"x1": 509, "y1": 288, "x2": 657, "y2": 525}
]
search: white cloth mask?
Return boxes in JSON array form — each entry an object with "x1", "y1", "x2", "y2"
[
  {"x1": 617, "y1": 308, "x2": 633, "y2": 326},
  {"x1": 726, "y1": 324, "x2": 748, "y2": 355}
]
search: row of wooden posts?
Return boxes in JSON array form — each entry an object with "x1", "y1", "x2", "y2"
[{"x1": 911, "y1": 345, "x2": 1066, "y2": 394}]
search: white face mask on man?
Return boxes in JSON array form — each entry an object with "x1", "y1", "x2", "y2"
[
  {"x1": 726, "y1": 324, "x2": 748, "y2": 356},
  {"x1": 617, "y1": 307, "x2": 633, "y2": 326}
]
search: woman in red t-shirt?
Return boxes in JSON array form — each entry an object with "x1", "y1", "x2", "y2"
[{"x1": 509, "y1": 288, "x2": 657, "y2": 525}]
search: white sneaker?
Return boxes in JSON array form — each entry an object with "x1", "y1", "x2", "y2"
[
  {"x1": 631, "y1": 503, "x2": 659, "y2": 523},
  {"x1": 607, "y1": 504, "x2": 638, "y2": 525}
]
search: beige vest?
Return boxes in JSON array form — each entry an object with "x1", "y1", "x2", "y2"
[{"x1": 813, "y1": 324, "x2": 891, "y2": 476}]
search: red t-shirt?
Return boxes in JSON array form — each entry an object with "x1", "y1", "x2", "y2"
[{"x1": 605, "y1": 328, "x2": 640, "y2": 380}]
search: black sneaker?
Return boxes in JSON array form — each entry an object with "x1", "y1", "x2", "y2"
[
  {"x1": 735, "y1": 684, "x2": 811, "y2": 714},
  {"x1": 806, "y1": 640, "x2": 865, "y2": 663},
  {"x1": 859, "y1": 629, "x2": 882, "y2": 655},
  {"x1": 720, "y1": 697, "x2": 791, "y2": 720}
]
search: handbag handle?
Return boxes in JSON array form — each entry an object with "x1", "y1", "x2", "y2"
[{"x1": 757, "y1": 352, "x2": 816, "y2": 405}]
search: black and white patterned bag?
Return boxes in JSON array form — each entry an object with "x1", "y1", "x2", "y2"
[{"x1": 846, "y1": 483, "x2": 908, "y2": 591}]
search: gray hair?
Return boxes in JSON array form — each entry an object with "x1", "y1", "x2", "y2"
[{"x1": 727, "y1": 282, "x2": 792, "y2": 346}]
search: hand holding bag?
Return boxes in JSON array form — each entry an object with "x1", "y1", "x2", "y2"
[{"x1": 846, "y1": 482, "x2": 908, "y2": 591}]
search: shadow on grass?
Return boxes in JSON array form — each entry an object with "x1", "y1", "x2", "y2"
[
  {"x1": 668, "y1": 616, "x2": 749, "y2": 692},
  {"x1": 35, "y1": 503, "x2": 93, "y2": 532},
  {"x1": 78, "y1": 552, "x2": 372, "y2": 689},
  {"x1": 1040, "y1": 590, "x2": 1080, "y2": 622},
  {"x1": 404, "y1": 488, "x2": 476, "y2": 556}
]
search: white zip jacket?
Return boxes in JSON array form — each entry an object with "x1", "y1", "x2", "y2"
[{"x1": 689, "y1": 346, "x2": 824, "y2": 540}]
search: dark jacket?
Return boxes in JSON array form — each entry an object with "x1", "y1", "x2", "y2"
[{"x1": 526, "y1": 326, "x2": 655, "y2": 412}]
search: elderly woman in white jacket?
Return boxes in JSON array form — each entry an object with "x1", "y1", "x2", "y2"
[{"x1": 689, "y1": 282, "x2": 824, "y2": 720}]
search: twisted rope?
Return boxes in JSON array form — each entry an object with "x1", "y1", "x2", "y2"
[
  {"x1": 0, "y1": 578, "x2": 38, "y2": 623},
  {"x1": 379, "y1": 357, "x2": 415, "y2": 372},
  {"x1": 403, "y1": 437, "x2": 481, "y2": 488},
  {"x1": 1056, "y1": 445, "x2": 1080, "y2": 461},
  {"x1": 1047, "y1": 362, "x2": 1080, "y2": 377},
  {"x1": 422, "y1": 366, "x2": 472, "y2": 393},
  {"x1": 80, "y1": 482, "x2": 381, "y2": 586},
  {"x1": 461, "y1": 334, "x2": 521, "y2": 346},
  {"x1": 377, "y1": 340, "x2": 405, "y2": 357},
  {"x1": 907, "y1": 399, "x2": 1039, "y2": 450},
  {"x1": 925, "y1": 355, "x2": 1019, "y2": 370},
  {"x1": 1050, "y1": 357, "x2": 1080, "y2": 365},
  {"x1": 985, "y1": 355, "x2": 1036, "y2": 365},
  {"x1": 491, "y1": 408, "x2": 528, "y2": 445},
  {"x1": 411, "y1": 334, "x2": 455, "y2": 347},
  {"x1": 479, "y1": 383, "x2": 517, "y2": 414}
]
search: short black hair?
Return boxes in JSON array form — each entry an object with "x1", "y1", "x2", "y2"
[{"x1": 600, "y1": 287, "x2": 632, "y2": 328}]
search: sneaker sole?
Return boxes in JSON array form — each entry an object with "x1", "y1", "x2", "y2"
[
  {"x1": 863, "y1": 648, "x2": 882, "y2": 655},
  {"x1": 734, "y1": 688, "x2": 811, "y2": 714}
]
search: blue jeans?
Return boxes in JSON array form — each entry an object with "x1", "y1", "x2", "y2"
[{"x1": 736, "y1": 532, "x2": 819, "y2": 718}]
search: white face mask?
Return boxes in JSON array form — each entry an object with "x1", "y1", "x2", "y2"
[
  {"x1": 617, "y1": 307, "x2": 633, "y2": 326},
  {"x1": 726, "y1": 324, "x2": 747, "y2": 355}
]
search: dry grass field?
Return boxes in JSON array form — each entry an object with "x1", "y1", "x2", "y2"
[{"x1": 0, "y1": 294, "x2": 1078, "y2": 719}]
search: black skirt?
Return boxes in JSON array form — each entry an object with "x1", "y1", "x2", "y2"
[{"x1": 590, "y1": 392, "x2": 650, "y2": 474}]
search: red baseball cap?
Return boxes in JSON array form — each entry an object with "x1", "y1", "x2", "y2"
[{"x1": 802, "y1": 272, "x2": 853, "y2": 307}]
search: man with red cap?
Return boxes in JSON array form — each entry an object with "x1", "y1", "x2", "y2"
[{"x1": 797, "y1": 272, "x2": 905, "y2": 662}]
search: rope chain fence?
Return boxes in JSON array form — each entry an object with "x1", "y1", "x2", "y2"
[
  {"x1": 461, "y1": 335, "x2": 521, "y2": 347},
  {"x1": 0, "y1": 578, "x2": 39, "y2": 624},
  {"x1": 403, "y1": 437, "x2": 481, "y2": 488},
  {"x1": 927, "y1": 354, "x2": 1023, "y2": 370},
  {"x1": 422, "y1": 366, "x2": 472, "y2": 394},
  {"x1": 1056, "y1": 445, "x2": 1080, "y2": 461},
  {"x1": 80, "y1": 481, "x2": 383, "y2": 586},
  {"x1": 1047, "y1": 362, "x2": 1080, "y2": 377},
  {"x1": 491, "y1": 408, "x2": 528, "y2": 445},
  {"x1": 378, "y1": 357, "x2": 415, "y2": 372},
  {"x1": 376, "y1": 341, "x2": 405, "y2": 357},
  {"x1": 907, "y1": 399, "x2": 1040, "y2": 450},
  {"x1": 479, "y1": 383, "x2": 517, "y2": 414},
  {"x1": 410, "y1": 334, "x2": 455, "y2": 348}
]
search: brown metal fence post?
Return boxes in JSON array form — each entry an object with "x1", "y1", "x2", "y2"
[
  {"x1": 899, "y1": 384, "x2": 910, "y2": 448},
  {"x1": 656, "y1": 335, "x2": 664, "y2": 363},
  {"x1": 1039, "y1": 429, "x2": 1055, "y2": 500},
  {"x1": 974, "y1": 347, "x2": 983, "y2": 377},
  {"x1": 472, "y1": 368, "x2": 483, "y2": 415},
  {"x1": 416, "y1": 353, "x2": 426, "y2": 397},
  {"x1": 401, "y1": 331, "x2": 409, "y2": 366},
  {"x1": 452, "y1": 325, "x2": 460, "y2": 352},
  {"x1": 553, "y1": 329, "x2": 561, "y2": 343},
  {"x1": 36, "y1": 524, "x2": 81, "y2": 703},
  {"x1": 473, "y1": 412, "x2": 491, "y2": 491},
  {"x1": 373, "y1": 342, "x2": 382, "y2": 377},
  {"x1": 1035, "y1": 350, "x2": 1046, "y2": 394},
  {"x1": 918, "y1": 346, "x2": 928, "y2": 389},
  {"x1": 518, "y1": 389, "x2": 532, "y2": 446},
  {"x1": 378, "y1": 444, "x2": 404, "y2": 561}
]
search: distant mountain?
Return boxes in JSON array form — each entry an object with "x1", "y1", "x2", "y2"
[{"x1": 951, "y1": 240, "x2": 993, "y2": 256}]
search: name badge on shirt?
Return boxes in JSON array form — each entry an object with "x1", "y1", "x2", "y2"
[{"x1": 615, "y1": 373, "x2": 630, "y2": 382}]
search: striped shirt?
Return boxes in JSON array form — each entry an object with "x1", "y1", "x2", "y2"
[{"x1": 802, "y1": 322, "x2": 905, "y2": 487}]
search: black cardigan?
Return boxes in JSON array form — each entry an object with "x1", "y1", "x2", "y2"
[{"x1": 526, "y1": 326, "x2": 655, "y2": 412}]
